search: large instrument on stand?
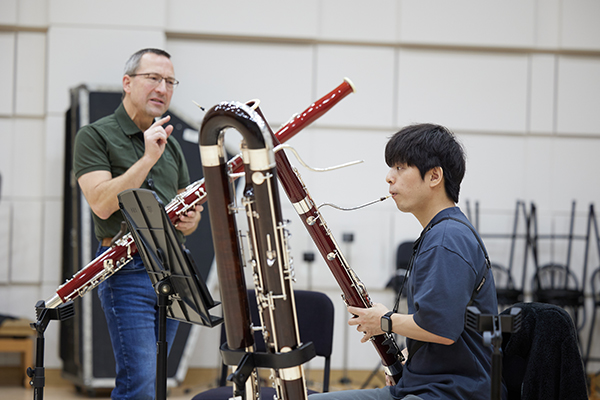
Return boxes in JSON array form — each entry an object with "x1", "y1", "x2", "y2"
[{"x1": 200, "y1": 100, "x2": 315, "y2": 400}]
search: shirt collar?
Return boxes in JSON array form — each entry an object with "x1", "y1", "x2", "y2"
[
  {"x1": 115, "y1": 102, "x2": 143, "y2": 137},
  {"x1": 424, "y1": 206, "x2": 462, "y2": 232}
]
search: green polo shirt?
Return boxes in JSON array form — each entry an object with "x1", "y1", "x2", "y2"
[{"x1": 73, "y1": 103, "x2": 190, "y2": 242}]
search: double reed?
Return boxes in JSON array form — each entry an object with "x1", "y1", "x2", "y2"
[
  {"x1": 200, "y1": 101, "x2": 308, "y2": 400},
  {"x1": 43, "y1": 79, "x2": 355, "y2": 309}
]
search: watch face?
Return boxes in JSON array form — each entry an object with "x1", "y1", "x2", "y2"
[{"x1": 381, "y1": 315, "x2": 391, "y2": 333}]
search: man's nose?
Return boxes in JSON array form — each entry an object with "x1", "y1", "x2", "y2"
[
  {"x1": 385, "y1": 169, "x2": 394, "y2": 184},
  {"x1": 155, "y1": 79, "x2": 168, "y2": 93}
]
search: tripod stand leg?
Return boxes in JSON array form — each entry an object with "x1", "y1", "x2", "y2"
[{"x1": 361, "y1": 362, "x2": 384, "y2": 389}]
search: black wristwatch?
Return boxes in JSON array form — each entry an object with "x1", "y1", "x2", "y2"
[{"x1": 380, "y1": 311, "x2": 394, "y2": 334}]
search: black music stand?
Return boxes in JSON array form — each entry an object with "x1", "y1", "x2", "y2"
[
  {"x1": 28, "y1": 300, "x2": 75, "y2": 400},
  {"x1": 117, "y1": 188, "x2": 222, "y2": 400}
]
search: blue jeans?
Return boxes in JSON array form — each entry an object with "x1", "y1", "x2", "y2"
[{"x1": 97, "y1": 247, "x2": 179, "y2": 400}]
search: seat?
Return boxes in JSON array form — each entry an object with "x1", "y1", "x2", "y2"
[
  {"x1": 385, "y1": 241, "x2": 414, "y2": 294},
  {"x1": 500, "y1": 302, "x2": 588, "y2": 400},
  {"x1": 585, "y1": 267, "x2": 600, "y2": 375},
  {"x1": 529, "y1": 202, "x2": 587, "y2": 333},
  {"x1": 473, "y1": 200, "x2": 528, "y2": 308},
  {"x1": 193, "y1": 290, "x2": 334, "y2": 399},
  {"x1": 584, "y1": 204, "x2": 600, "y2": 374}
]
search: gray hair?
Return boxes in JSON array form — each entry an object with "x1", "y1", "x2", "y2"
[{"x1": 123, "y1": 48, "x2": 171, "y2": 75}]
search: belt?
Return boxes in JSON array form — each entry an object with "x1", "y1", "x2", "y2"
[{"x1": 101, "y1": 237, "x2": 113, "y2": 247}]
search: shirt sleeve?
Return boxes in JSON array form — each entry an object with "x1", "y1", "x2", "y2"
[
  {"x1": 73, "y1": 126, "x2": 111, "y2": 179},
  {"x1": 411, "y1": 245, "x2": 477, "y2": 341}
]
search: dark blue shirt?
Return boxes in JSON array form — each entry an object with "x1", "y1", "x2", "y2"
[{"x1": 391, "y1": 207, "x2": 501, "y2": 400}]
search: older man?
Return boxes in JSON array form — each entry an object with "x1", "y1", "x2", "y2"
[{"x1": 74, "y1": 48, "x2": 201, "y2": 399}]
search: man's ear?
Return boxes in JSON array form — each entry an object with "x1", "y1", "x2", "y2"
[
  {"x1": 428, "y1": 166, "x2": 444, "y2": 188},
  {"x1": 122, "y1": 75, "x2": 131, "y2": 94}
]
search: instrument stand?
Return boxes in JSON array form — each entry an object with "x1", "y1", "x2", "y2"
[
  {"x1": 117, "y1": 188, "x2": 223, "y2": 400},
  {"x1": 220, "y1": 341, "x2": 316, "y2": 398},
  {"x1": 465, "y1": 306, "x2": 522, "y2": 400},
  {"x1": 28, "y1": 300, "x2": 75, "y2": 400}
]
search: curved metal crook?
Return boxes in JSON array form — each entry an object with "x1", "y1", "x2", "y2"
[
  {"x1": 274, "y1": 144, "x2": 363, "y2": 172},
  {"x1": 318, "y1": 195, "x2": 391, "y2": 212}
]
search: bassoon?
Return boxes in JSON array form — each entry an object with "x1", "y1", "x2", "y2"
[
  {"x1": 44, "y1": 78, "x2": 356, "y2": 309},
  {"x1": 257, "y1": 111, "x2": 405, "y2": 385},
  {"x1": 200, "y1": 101, "x2": 309, "y2": 400}
]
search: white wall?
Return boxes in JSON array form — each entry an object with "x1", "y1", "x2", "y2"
[{"x1": 1, "y1": 0, "x2": 599, "y2": 376}]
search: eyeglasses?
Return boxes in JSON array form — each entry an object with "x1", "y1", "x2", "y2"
[{"x1": 129, "y1": 73, "x2": 179, "y2": 89}]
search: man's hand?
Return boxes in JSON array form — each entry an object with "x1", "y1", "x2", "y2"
[
  {"x1": 347, "y1": 303, "x2": 389, "y2": 343},
  {"x1": 143, "y1": 115, "x2": 174, "y2": 163},
  {"x1": 175, "y1": 204, "x2": 203, "y2": 236}
]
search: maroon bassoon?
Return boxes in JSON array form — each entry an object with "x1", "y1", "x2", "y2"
[
  {"x1": 256, "y1": 110, "x2": 405, "y2": 385},
  {"x1": 44, "y1": 78, "x2": 356, "y2": 309}
]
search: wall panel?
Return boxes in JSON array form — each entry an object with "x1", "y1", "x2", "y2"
[
  {"x1": 398, "y1": 0, "x2": 536, "y2": 48},
  {"x1": 49, "y1": 0, "x2": 165, "y2": 27},
  {"x1": 13, "y1": 118, "x2": 44, "y2": 198},
  {"x1": 47, "y1": 27, "x2": 166, "y2": 114},
  {"x1": 10, "y1": 200, "x2": 43, "y2": 284},
  {"x1": 560, "y1": 0, "x2": 600, "y2": 51},
  {"x1": 529, "y1": 54, "x2": 556, "y2": 134},
  {"x1": 556, "y1": 56, "x2": 600, "y2": 135},
  {"x1": 0, "y1": 33, "x2": 15, "y2": 116},
  {"x1": 167, "y1": 0, "x2": 318, "y2": 39},
  {"x1": 397, "y1": 49, "x2": 529, "y2": 133},
  {"x1": 319, "y1": 0, "x2": 398, "y2": 43},
  {"x1": 15, "y1": 32, "x2": 46, "y2": 116},
  {"x1": 168, "y1": 39, "x2": 314, "y2": 126},
  {"x1": 316, "y1": 44, "x2": 396, "y2": 128}
]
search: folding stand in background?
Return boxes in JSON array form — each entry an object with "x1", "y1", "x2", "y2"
[
  {"x1": 117, "y1": 188, "x2": 223, "y2": 400},
  {"x1": 465, "y1": 306, "x2": 522, "y2": 400},
  {"x1": 28, "y1": 300, "x2": 75, "y2": 400}
]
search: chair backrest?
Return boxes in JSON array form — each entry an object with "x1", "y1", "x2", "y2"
[
  {"x1": 396, "y1": 241, "x2": 413, "y2": 270},
  {"x1": 220, "y1": 289, "x2": 335, "y2": 392},
  {"x1": 500, "y1": 302, "x2": 588, "y2": 400},
  {"x1": 532, "y1": 263, "x2": 581, "y2": 292}
]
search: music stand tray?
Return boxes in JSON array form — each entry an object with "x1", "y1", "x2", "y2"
[{"x1": 118, "y1": 188, "x2": 222, "y2": 399}]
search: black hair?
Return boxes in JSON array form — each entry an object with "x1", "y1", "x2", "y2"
[{"x1": 385, "y1": 123, "x2": 466, "y2": 203}]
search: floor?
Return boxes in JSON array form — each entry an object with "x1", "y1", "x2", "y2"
[
  {"x1": 1, "y1": 368, "x2": 384, "y2": 400},
  {"x1": 6, "y1": 369, "x2": 599, "y2": 399}
]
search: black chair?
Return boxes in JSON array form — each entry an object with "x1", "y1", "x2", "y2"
[
  {"x1": 385, "y1": 241, "x2": 414, "y2": 295},
  {"x1": 501, "y1": 302, "x2": 588, "y2": 400},
  {"x1": 584, "y1": 204, "x2": 600, "y2": 375},
  {"x1": 585, "y1": 267, "x2": 600, "y2": 374},
  {"x1": 529, "y1": 202, "x2": 588, "y2": 334},
  {"x1": 473, "y1": 200, "x2": 528, "y2": 307},
  {"x1": 193, "y1": 290, "x2": 334, "y2": 399}
]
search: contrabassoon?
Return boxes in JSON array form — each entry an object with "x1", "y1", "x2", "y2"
[
  {"x1": 200, "y1": 101, "x2": 310, "y2": 400},
  {"x1": 44, "y1": 78, "x2": 355, "y2": 309}
]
